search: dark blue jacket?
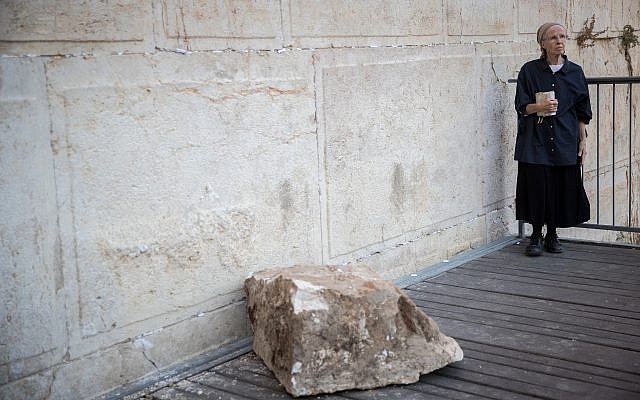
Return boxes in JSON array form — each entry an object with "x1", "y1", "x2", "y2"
[{"x1": 514, "y1": 56, "x2": 592, "y2": 166}]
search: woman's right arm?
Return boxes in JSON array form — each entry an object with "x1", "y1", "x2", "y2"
[{"x1": 525, "y1": 100, "x2": 557, "y2": 116}]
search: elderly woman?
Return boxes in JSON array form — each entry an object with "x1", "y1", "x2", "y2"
[{"x1": 514, "y1": 22, "x2": 592, "y2": 257}]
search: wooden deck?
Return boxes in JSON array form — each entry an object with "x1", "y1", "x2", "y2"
[{"x1": 132, "y1": 241, "x2": 640, "y2": 400}]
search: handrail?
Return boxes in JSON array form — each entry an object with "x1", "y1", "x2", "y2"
[{"x1": 507, "y1": 76, "x2": 640, "y2": 84}]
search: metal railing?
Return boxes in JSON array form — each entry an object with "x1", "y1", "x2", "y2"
[
  {"x1": 509, "y1": 76, "x2": 640, "y2": 237},
  {"x1": 580, "y1": 76, "x2": 640, "y2": 234}
]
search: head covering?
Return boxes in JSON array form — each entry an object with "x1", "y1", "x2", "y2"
[
  {"x1": 536, "y1": 22, "x2": 566, "y2": 59},
  {"x1": 536, "y1": 22, "x2": 565, "y2": 45}
]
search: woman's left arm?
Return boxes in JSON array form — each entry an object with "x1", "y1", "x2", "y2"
[{"x1": 578, "y1": 120, "x2": 587, "y2": 164}]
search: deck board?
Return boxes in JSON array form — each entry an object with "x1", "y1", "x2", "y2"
[{"x1": 139, "y1": 241, "x2": 640, "y2": 400}]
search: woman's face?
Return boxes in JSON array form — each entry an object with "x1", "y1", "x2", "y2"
[{"x1": 541, "y1": 25, "x2": 567, "y2": 59}]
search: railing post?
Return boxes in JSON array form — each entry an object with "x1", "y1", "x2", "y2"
[{"x1": 518, "y1": 220, "x2": 525, "y2": 239}]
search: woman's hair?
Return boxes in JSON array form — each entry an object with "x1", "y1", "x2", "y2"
[{"x1": 536, "y1": 22, "x2": 566, "y2": 59}]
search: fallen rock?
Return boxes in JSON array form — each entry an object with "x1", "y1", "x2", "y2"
[{"x1": 244, "y1": 264, "x2": 463, "y2": 397}]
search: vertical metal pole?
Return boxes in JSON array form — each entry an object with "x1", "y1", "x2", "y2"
[
  {"x1": 629, "y1": 83, "x2": 633, "y2": 228},
  {"x1": 613, "y1": 84, "x2": 616, "y2": 226},
  {"x1": 518, "y1": 220, "x2": 525, "y2": 239},
  {"x1": 596, "y1": 84, "x2": 600, "y2": 224}
]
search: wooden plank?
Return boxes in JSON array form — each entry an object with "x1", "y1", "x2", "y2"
[
  {"x1": 413, "y1": 298, "x2": 640, "y2": 350},
  {"x1": 214, "y1": 354, "x2": 445, "y2": 400},
  {"x1": 406, "y1": 283, "x2": 640, "y2": 325},
  {"x1": 420, "y1": 303, "x2": 640, "y2": 355},
  {"x1": 501, "y1": 242, "x2": 640, "y2": 263},
  {"x1": 465, "y1": 260, "x2": 640, "y2": 290},
  {"x1": 400, "y1": 384, "x2": 495, "y2": 400},
  {"x1": 152, "y1": 380, "x2": 253, "y2": 399},
  {"x1": 447, "y1": 265, "x2": 640, "y2": 298},
  {"x1": 436, "y1": 362, "x2": 581, "y2": 400},
  {"x1": 152, "y1": 387, "x2": 203, "y2": 400},
  {"x1": 201, "y1": 366, "x2": 353, "y2": 399},
  {"x1": 501, "y1": 243, "x2": 640, "y2": 266},
  {"x1": 457, "y1": 340, "x2": 640, "y2": 393},
  {"x1": 481, "y1": 253, "x2": 640, "y2": 282},
  {"x1": 408, "y1": 291, "x2": 640, "y2": 342},
  {"x1": 425, "y1": 316, "x2": 640, "y2": 374},
  {"x1": 414, "y1": 374, "x2": 543, "y2": 400},
  {"x1": 217, "y1": 353, "x2": 274, "y2": 377},
  {"x1": 548, "y1": 241, "x2": 640, "y2": 257},
  {"x1": 424, "y1": 271, "x2": 640, "y2": 314},
  {"x1": 337, "y1": 386, "x2": 443, "y2": 400},
  {"x1": 445, "y1": 353, "x2": 638, "y2": 399},
  {"x1": 214, "y1": 354, "x2": 471, "y2": 400},
  {"x1": 190, "y1": 371, "x2": 292, "y2": 400}
]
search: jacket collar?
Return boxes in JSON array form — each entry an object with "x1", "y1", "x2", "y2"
[{"x1": 537, "y1": 54, "x2": 569, "y2": 74}]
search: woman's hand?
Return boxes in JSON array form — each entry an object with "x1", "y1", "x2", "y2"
[
  {"x1": 525, "y1": 98, "x2": 558, "y2": 115},
  {"x1": 578, "y1": 121, "x2": 587, "y2": 165},
  {"x1": 578, "y1": 139, "x2": 587, "y2": 165},
  {"x1": 542, "y1": 98, "x2": 558, "y2": 114}
]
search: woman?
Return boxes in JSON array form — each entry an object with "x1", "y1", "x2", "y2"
[{"x1": 514, "y1": 22, "x2": 592, "y2": 257}]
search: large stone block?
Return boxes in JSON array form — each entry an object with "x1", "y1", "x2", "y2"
[
  {"x1": 0, "y1": 58, "x2": 67, "y2": 379},
  {"x1": 45, "y1": 51, "x2": 321, "y2": 351},
  {"x1": 477, "y1": 52, "x2": 523, "y2": 210},
  {"x1": 570, "y1": 0, "x2": 612, "y2": 34},
  {"x1": 286, "y1": 0, "x2": 442, "y2": 47},
  {"x1": 447, "y1": 0, "x2": 513, "y2": 36},
  {"x1": 318, "y1": 51, "x2": 482, "y2": 259},
  {"x1": 517, "y1": 0, "x2": 565, "y2": 34},
  {"x1": 571, "y1": 0, "x2": 640, "y2": 33},
  {"x1": 157, "y1": 0, "x2": 283, "y2": 50},
  {"x1": 245, "y1": 265, "x2": 463, "y2": 397},
  {"x1": 0, "y1": 0, "x2": 153, "y2": 55},
  {"x1": 610, "y1": 0, "x2": 640, "y2": 31}
]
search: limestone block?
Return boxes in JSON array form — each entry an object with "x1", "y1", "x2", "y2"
[
  {"x1": 610, "y1": 0, "x2": 640, "y2": 31},
  {"x1": 517, "y1": 0, "x2": 565, "y2": 34},
  {"x1": 351, "y1": 216, "x2": 487, "y2": 283},
  {"x1": 570, "y1": 0, "x2": 612, "y2": 35},
  {"x1": 320, "y1": 53, "x2": 482, "y2": 259},
  {"x1": 477, "y1": 53, "x2": 521, "y2": 209},
  {"x1": 447, "y1": 0, "x2": 513, "y2": 36},
  {"x1": 0, "y1": 58, "x2": 67, "y2": 378},
  {"x1": 0, "y1": 372, "x2": 53, "y2": 400},
  {"x1": 45, "y1": 51, "x2": 320, "y2": 347},
  {"x1": 50, "y1": 338, "x2": 152, "y2": 400},
  {"x1": 0, "y1": 0, "x2": 153, "y2": 55},
  {"x1": 47, "y1": 300, "x2": 248, "y2": 399},
  {"x1": 571, "y1": 0, "x2": 640, "y2": 33},
  {"x1": 158, "y1": 0, "x2": 282, "y2": 50},
  {"x1": 135, "y1": 300, "x2": 249, "y2": 369},
  {"x1": 287, "y1": 0, "x2": 442, "y2": 48},
  {"x1": 245, "y1": 265, "x2": 463, "y2": 397}
]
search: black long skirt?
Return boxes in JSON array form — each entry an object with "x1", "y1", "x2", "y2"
[{"x1": 516, "y1": 162, "x2": 590, "y2": 228}]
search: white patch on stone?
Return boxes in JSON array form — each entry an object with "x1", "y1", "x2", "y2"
[
  {"x1": 292, "y1": 361, "x2": 302, "y2": 374},
  {"x1": 375, "y1": 350, "x2": 388, "y2": 364},
  {"x1": 453, "y1": 345, "x2": 464, "y2": 361},
  {"x1": 292, "y1": 279, "x2": 328, "y2": 314},
  {"x1": 133, "y1": 337, "x2": 153, "y2": 350},
  {"x1": 358, "y1": 318, "x2": 370, "y2": 339}
]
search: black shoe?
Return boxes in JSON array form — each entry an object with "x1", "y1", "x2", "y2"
[
  {"x1": 525, "y1": 236, "x2": 543, "y2": 257},
  {"x1": 544, "y1": 233, "x2": 563, "y2": 253}
]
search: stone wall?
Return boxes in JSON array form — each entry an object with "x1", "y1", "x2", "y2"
[{"x1": 1, "y1": 1, "x2": 638, "y2": 398}]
